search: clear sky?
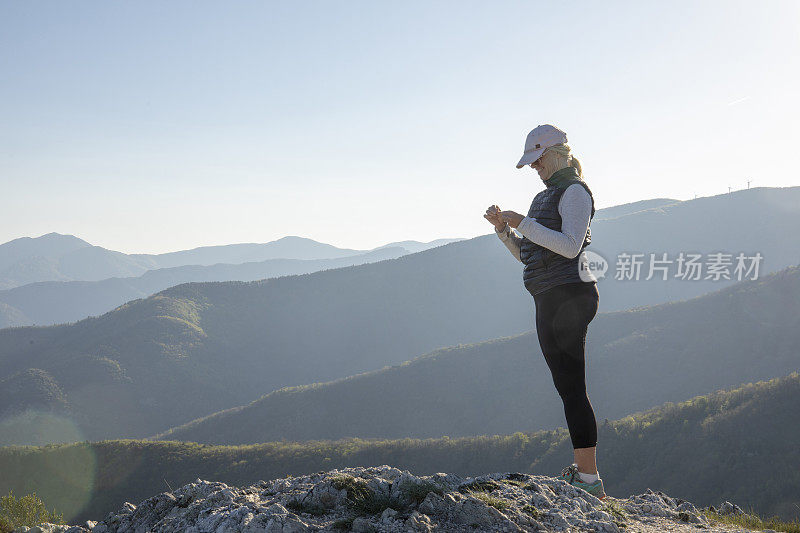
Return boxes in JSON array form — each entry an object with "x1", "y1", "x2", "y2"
[{"x1": 1, "y1": 0, "x2": 798, "y2": 254}]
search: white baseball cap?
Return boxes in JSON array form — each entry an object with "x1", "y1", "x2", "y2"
[{"x1": 515, "y1": 124, "x2": 568, "y2": 169}]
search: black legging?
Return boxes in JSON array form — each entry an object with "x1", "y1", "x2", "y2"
[{"x1": 531, "y1": 281, "x2": 599, "y2": 449}]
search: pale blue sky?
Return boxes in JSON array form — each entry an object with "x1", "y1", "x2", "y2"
[{"x1": 1, "y1": 0, "x2": 798, "y2": 253}]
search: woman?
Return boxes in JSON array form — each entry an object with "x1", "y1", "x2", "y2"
[{"x1": 483, "y1": 124, "x2": 605, "y2": 499}]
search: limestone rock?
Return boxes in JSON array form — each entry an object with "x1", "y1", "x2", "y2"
[{"x1": 32, "y1": 465, "x2": 756, "y2": 532}]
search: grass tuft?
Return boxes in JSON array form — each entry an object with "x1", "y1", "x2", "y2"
[
  {"x1": 522, "y1": 504, "x2": 540, "y2": 518},
  {"x1": 702, "y1": 506, "x2": 800, "y2": 533},
  {"x1": 285, "y1": 499, "x2": 327, "y2": 516},
  {"x1": 464, "y1": 490, "x2": 509, "y2": 512},
  {"x1": 458, "y1": 479, "x2": 501, "y2": 494},
  {"x1": 397, "y1": 479, "x2": 445, "y2": 506},
  {"x1": 600, "y1": 497, "x2": 629, "y2": 529},
  {"x1": 329, "y1": 474, "x2": 405, "y2": 516}
]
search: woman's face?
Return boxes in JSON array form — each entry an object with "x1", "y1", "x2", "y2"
[{"x1": 530, "y1": 153, "x2": 548, "y2": 180}]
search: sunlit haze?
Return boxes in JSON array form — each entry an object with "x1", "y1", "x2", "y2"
[{"x1": 2, "y1": 0, "x2": 798, "y2": 253}]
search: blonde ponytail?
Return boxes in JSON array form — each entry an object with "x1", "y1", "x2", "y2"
[
  {"x1": 569, "y1": 154, "x2": 582, "y2": 177},
  {"x1": 540, "y1": 143, "x2": 583, "y2": 179}
]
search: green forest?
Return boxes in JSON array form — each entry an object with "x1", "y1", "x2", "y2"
[
  {"x1": 154, "y1": 265, "x2": 800, "y2": 445},
  {"x1": 2, "y1": 371, "x2": 798, "y2": 525}
]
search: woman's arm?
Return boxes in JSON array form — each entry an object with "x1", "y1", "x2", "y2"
[
  {"x1": 516, "y1": 184, "x2": 592, "y2": 259},
  {"x1": 495, "y1": 222, "x2": 523, "y2": 262}
]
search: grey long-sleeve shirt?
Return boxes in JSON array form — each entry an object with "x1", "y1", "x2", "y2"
[{"x1": 495, "y1": 183, "x2": 593, "y2": 263}]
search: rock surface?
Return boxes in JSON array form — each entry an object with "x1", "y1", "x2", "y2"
[{"x1": 20, "y1": 465, "x2": 759, "y2": 532}]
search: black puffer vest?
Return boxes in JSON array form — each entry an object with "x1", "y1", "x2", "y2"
[{"x1": 520, "y1": 166, "x2": 596, "y2": 296}]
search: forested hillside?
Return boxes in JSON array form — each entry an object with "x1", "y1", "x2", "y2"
[
  {"x1": 2, "y1": 187, "x2": 799, "y2": 445},
  {"x1": 156, "y1": 265, "x2": 800, "y2": 443},
  {"x1": 3, "y1": 372, "x2": 797, "y2": 524},
  {"x1": 1, "y1": 259, "x2": 797, "y2": 447}
]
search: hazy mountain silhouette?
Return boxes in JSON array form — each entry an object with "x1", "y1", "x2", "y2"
[
  {"x1": 0, "y1": 233, "x2": 91, "y2": 269},
  {"x1": 0, "y1": 233, "x2": 463, "y2": 290},
  {"x1": 0, "y1": 301, "x2": 30, "y2": 328},
  {"x1": 153, "y1": 265, "x2": 800, "y2": 444},
  {"x1": 1, "y1": 187, "x2": 796, "y2": 329},
  {"x1": 592, "y1": 197, "x2": 679, "y2": 221},
  {"x1": 0, "y1": 233, "x2": 93, "y2": 289},
  {"x1": 131, "y1": 236, "x2": 387, "y2": 269},
  {"x1": 0, "y1": 233, "x2": 151, "y2": 289},
  {"x1": 0, "y1": 247, "x2": 408, "y2": 328},
  {"x1": 372, "y1": 238, "x2": 467, "y2": 254}
]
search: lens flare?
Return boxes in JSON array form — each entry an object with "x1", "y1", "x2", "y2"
[{"x1": 0, "y1": 410, "x2": 97, "y2": 522}]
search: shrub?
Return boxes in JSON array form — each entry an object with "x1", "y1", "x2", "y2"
[
  {"x1": 330, "y1": 474, "x2": 403, "y2": 516},
  {"x1": 0, "y1": 490, "x2": 64, "y2": 532},
  {"x1": 397, "y1": 479, "x2": 445, "y2": 506}
]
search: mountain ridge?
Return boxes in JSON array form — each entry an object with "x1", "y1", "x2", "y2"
[
  {"x1": 151, "y1": 264, "x2": 800, "y2": 444},
  {"x1": 0, "y1": 232, "x2": 464, "y2": 290},
  {"x1": 2, "y1": 187, "x2": 799, "y2": 445},
  {"x1": 0, "y1": 254, "x2": 798, "y2": 445},
  {"x1": 0, "y1": 246, "x2": 409, "y2": 328},
  {"x1": 3, "y1": 186, "x2": 798, "y2": 329}
]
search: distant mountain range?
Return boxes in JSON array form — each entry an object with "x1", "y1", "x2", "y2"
[
  {"x1": 1, "y1": 188, "x2": 798, "y2": 329},
  {"x1": 0, "y1": 247, "x2": 408, "y2": 327},
  {"x1": 0, "y1": 235, "x2": 462, "y2": 327},
  {"x1": 1, "y1": 187, "x2": 798, "y2": 446},
  {"x1": 1, "y1": 253, "x2": 797, "y2": 447},
  {"x1": 0, "y1": 233, "x2": 464, "y2": 290},
  {"x1": 151, "y1": 264, "x2": 800, "y2": 444}
]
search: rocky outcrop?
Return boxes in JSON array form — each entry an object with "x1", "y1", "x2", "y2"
[{"x1": 16, "y1": 465, "x2": 753, "y2": 532}]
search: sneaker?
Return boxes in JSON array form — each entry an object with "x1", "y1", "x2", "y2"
[{"x1": 558, "y1": 463, "x2": 607, "y2": 500}]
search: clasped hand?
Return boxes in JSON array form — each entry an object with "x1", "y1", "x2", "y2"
[{"x1": 484, "y1": 205, "x2": 524, "y2": 230}]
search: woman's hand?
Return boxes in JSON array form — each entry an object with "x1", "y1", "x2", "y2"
[
  {"x1": 500, "y1": 210, "x2": 525, "y2": 229},
  {"x1": 484, "y1": 205, "x2": 506, "y2": 231}
]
